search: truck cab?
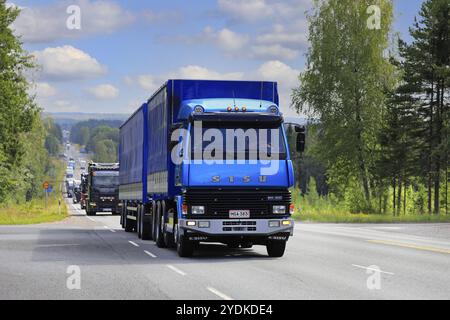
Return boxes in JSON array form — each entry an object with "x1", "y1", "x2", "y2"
[
  {"x1": 119, "y1": 80, "x2": 305, "y2": 258},
  {"x1": 86, "y1": 163, "x2": 121, "y2": 216}
]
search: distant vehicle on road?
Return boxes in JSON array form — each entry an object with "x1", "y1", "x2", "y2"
[
  {"x1": 73, "y1": 181, "x2": 81, "y2": 204},
  {"x1": 68, "y1": 159, "x2": 76, "y2": 170},
  {"x1": 86, "y1": 163, "x2": 121, "y2": 216},
  {"x1": 80, "y1": 173, "x2": 88, "y2": 210},
  {"x1": 79, "y1": 160, "x2": 87, "y2": 171}
]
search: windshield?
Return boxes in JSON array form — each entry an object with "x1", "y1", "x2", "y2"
[
  {"x1": 190, "y1": 123, "x2": 287, "y2": 161},
  {"x1": 93, "y1": 175, "x2": 119, "y2": 187}
]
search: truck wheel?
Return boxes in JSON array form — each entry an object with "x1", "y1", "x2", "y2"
[
  {"x1": 176, "y1": 225, "x2": 194, "y2": 258},
  {"x1": 155, "y1": 202, "x2": 166, "y2": 248},
  {"x1": 163, "y1": 208, "x2": 175, "y2": 248},
  {"x1": 87, "y1": 210, "x2": 96, "y2": 216},
  {"x1": 241, "y1": 242, "x2": 254, "y2": 249},
  {"x1": 266, "y1": 241, "x2": 286, "y2": 258},
  {"x1": 227, "y1": 242, "x2": 240, "y2": 249},
  {"x1": 151, "y1": 201, "x2": 157, "y2": 241},
  {"x1": 124, "y1": 208, "x2": 134, "y2": 233},
  {"x1": 141, "y1": 205, "x2": 152, "y2": 241},
  {"x1": 137, "y1": 206, "x2": 142, "y2": 239}
]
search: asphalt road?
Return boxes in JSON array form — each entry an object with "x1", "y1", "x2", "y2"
[{"x1": 0, "y1": 201, "x2": 449, "y2": 300}]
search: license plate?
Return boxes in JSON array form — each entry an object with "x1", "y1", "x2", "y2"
[
  {"x1": 103, "y1": 208, "x2": 112, "y2": 212},
  {"x1": 229, "y1": 210, "x2": 250, "y2": 219}
]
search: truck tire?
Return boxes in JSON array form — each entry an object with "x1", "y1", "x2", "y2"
[
  {"x1": 266, "y1": 241, "x2": 286, "y2": 258},
  {"x1": 137, "y1": 206, "x2": 142, "y2": 239},
  {"x1": 155, "y1": 202, "x2": 166, "y2": 248},
  {"x1": 124, "y1": 207, "x2": 134, "y2": 233},
  {"x1": 141, "y1": 205, "x2": 152, "y2": 241},
  {"x1": 87, "y1": 210, "x2": 96, "y2": 216},
  {"x1": 163, "y1": 207, "x2": 175, "y2": 248},
  {"x1": 151, "y1": 201, "x2": 157, "y2": 241},
  {"x1": 176, "y1": 225, "x2": 194, "y2": 258}
]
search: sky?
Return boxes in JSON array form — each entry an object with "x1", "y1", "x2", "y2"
[{"x1": 8, "y1": 0, "x2": 425, "y2": 117}]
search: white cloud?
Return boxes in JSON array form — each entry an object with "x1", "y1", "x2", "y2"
[
  {"x1": 255, "y1": 60, "x2": 301, "y2": 115},
  {"x1": 33, "y1": 82, "x2": 58, "y2": 98},
  {"x1": 87, "y1": 84, "x2": 119, "y2": 100},
  {"x1": 49, "y1": 100, "x2": 80, "y2": 112},
  {"x1": 217, "y1": 0, "x2": 272, "y2": 21},
  {"x1": 218, "y1": 0, "x2": 310, "y2": 22},
  {"x1": 11, "y1": 0, "x2": 134, "y2": 43},
  {"x1": 251, "y1": 44, "x2": 299, "y2": 60},
  {"x1": 125, "y1": 61, "x2": 300, "y2": 116},
  {"x1": 32, "y1": 45, "x2": 107, "y2": 81},
  {"x1": 169, "y1": 65, "x2": 244, "y2": 80},
  {"x1": 203, "y1": 27, "x2": 249, "y2": 52}
]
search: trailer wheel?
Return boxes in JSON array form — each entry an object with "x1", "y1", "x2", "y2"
[
  {"x1": 137, "y1": 206, "x2": 142, "y2": 239},
  {"x1": 155, "y1": 202, "x2": 166, "y2": 248},
  {"x1": 151, "y1": 201, "x2": 157, "y2": 241},
  {"x1": 163, "y1": 208, "x2": 175, "y2": 248},
  {"x1": 176, "y1": 225, "x2": 194, "y2": 258},
  {"x1": 266, "y1": 241, "x2": 286, "y2": 258},
  {"x1": 141, "y1": 204, "x2": 152, "y2": 241},
  {"x1": 124, "y1": 207, "x2": 134, "y2": 233}
]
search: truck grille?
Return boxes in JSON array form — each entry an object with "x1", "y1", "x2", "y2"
[{"x1": 184, "y1": 189, "x2": 292, "y2": 219}]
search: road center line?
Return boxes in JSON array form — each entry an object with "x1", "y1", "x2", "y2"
[
  {"x1": 144, "y1": 250, "x2": 157, "y2": 258},
  {"x1": 368, "y1": 239, "x2": 450, "y2": 254},
  {"x1": 129, "y1": 241, "x2": 139, "y2": 247},
  {"x1": 167, "y1": 265, "x2": 186, "y2": 276},
  {"x1": 86, "y1": 217, "x2": 96, "y2": 222},
  {"x1": 352, "y1": 264, "x2": 394, "y2": 275},
  {"x1": 207, "y1": 287, "x2": 234, "y2": 300}
]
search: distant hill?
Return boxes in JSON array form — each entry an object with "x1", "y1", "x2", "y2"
[{"x1": 43, "y1": 112, "x2": 130, "y2": 129}]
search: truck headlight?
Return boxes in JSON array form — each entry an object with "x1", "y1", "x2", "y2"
[
  {"x1": 273, "y1": 205, "x2": 286, "y2": 214},
  {"x1": 269, "y1": 221, "x2": 280, "y2": 228},
  {"x1": 192, "y1": 206, "x2": 205, "y2": 215}
]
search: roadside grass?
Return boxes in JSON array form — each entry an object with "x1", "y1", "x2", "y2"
[
  {"x1": 292, "y1": 189, "x2": 450, "y2": 223},
  {"x1": 0, "y1": 159, "x2": 68, "y2": 225},
  {"x1": 0, "y1": 198, "x2": 67, "y2": 225}
]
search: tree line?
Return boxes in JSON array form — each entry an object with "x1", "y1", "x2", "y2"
[
  {"x1": 0, "y1": 1, "x2": 63, "y2": 203},
  {"x1": 292, "y1": 0, "x2": 449, "y2": 215},
  {"x1": 70, "y1": 120, "x2": 121, "y2": 163}
]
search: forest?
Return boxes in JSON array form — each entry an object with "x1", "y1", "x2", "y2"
[{"x1": 290, "y1": 0, "x2": 449, "y2": 220}]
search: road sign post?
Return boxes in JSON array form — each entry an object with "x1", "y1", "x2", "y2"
[{"x1": 43, "y1": 182, "x2": 50, "y2": 209}]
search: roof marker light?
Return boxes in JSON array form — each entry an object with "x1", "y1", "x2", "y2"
[
  {"x1": 194, "y1": 105, "x2": 205, "y2": 114},
  {"x1": 235, "y1": 107, "x2": 239, "y2": 112},
  {"x1": 268, "y1": 105, "x2": 279, "y2": 114},
  {"x1": 242, "y1": 107, "x2": 247, "y2": 112},
  {"x1": 227, "y1": 107, "x2": 232, "y2": 112}
]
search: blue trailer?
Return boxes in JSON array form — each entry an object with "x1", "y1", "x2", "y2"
[{"x1": 119, "y1": 80, "x2": 305, "y2": 257}]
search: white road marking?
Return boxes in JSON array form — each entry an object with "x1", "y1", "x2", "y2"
[
  {"x1": 144, "y1": 250, "x2": 157, "y2": 258},
  {"x1": 207, "y1": 287, "x2": 234, "y2": 300},
  {"x1": 86, "y1": 217, "x2": 96, "y2": 222},
  {"x1": 129, "y1": 241, "x2": 139, "y2": 247},
  {"x1": 352, "y1": 264, "x2": 395, "y2": 275},
  {"x1": 104, "y1": 226, "x2": 116, "y2": 233},
  {"x1": 167, "y1": 265, "x2": 186, "y2": 276}
]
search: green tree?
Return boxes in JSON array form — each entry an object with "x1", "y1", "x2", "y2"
[
  {"x1": 293, "y1": 0, "x2": 396, "y2": 210},
  {"x1": 0, "y1": 1, "x2": 38, "y2": 202},
  {"x1": 399, "y1": 0, "x2": 449, "y2": 214}
]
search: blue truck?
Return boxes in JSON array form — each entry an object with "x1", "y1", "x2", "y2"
[{"x1": 119, "y1": 80, "x2": 305, "y2": 257}]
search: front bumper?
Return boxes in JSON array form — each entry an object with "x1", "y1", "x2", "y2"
[{"x1": 179, "y1": 218, "x2": 294, "y2": 237}]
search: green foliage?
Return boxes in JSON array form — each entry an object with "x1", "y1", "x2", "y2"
[
  {"x1": 293, "y1": 0, "x2": 396, "y2": 208},
  {"x1": 291, "y1": 0, "x2": 449, "y2": 217},
  {"x1": 70, "y1": 120, "x2": 122, "y2": 145}
]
